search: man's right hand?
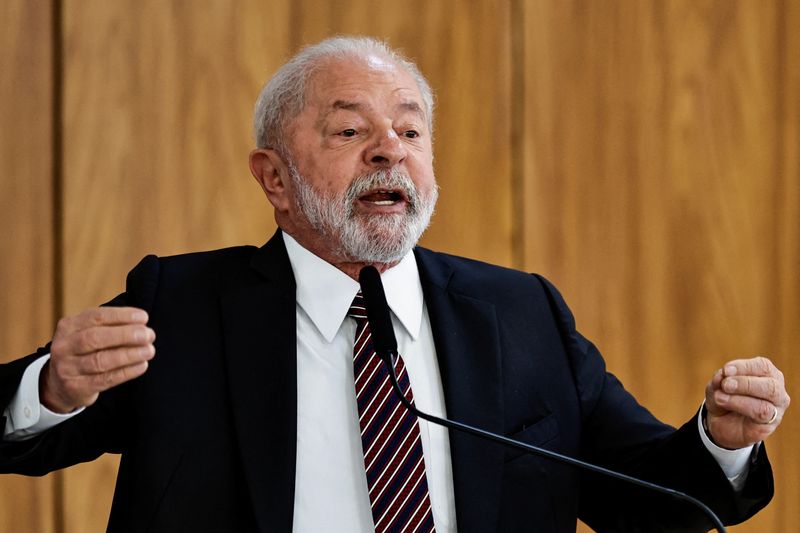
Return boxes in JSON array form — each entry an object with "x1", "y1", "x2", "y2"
[{"x1": 41, "y1": 307, "x2": 155, "y2": 413}]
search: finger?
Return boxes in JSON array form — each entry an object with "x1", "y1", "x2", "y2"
[
  {"x1": 704, "y1": 368, "x2": 726, "y2": 414},
  {"x1": 68, "y1": 324, "x2": 155, "y2": 356},
  {"x1": 722, "y1": 356, "x2": 778, "y2": 379},
  {"x1": 709, "y1": 368, "x2": 724, "y2": 390},
  {"x1": 56, "y1": 307, "x2": 149, "y2": 336},
  {"x1": 713, "y1": 389, "x2": 780, "y2": 424},
  {"x1": 76, "y1": 344, "x2": 156, "y2": 375},
  {"x1": 88, "y1": 361, "x2": 150, "y2": 393},
  {"x1": 721, "y1": 375, "x2": 789, "y2": 406}
]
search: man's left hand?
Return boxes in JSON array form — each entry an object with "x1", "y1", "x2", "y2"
[{"x1": 705, "y1": 356, "x2": 790, "y2": 449}]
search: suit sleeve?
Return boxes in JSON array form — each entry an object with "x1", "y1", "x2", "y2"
[
  {"x1": 0, "y1": 255, "x2": 160, "y2": 476},
  {"x1": 533, "y1": 274, "x2": 773, "y2": 532}
]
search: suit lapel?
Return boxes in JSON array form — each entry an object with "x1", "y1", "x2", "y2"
[
  {"x1": 220, "y1": 233, "x2": 297, "y2": 533},
  {"x1": 415, "y1": 248, "x2": 506, "y2": 532}
]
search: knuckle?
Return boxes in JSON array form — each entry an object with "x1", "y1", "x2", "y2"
[
  {"x1": 738, "y1": 377, "x2": 751, "y2": 394},
  {"x1": 87, "y1": 308, "x2": 105, "y2": 325},
  {"x1": 50, "y1": 338, "x2": 68, "y2": 357},
  {"x1": 757, "y1": 356, "x2": 772, "y2": 373},
  {"x1": 100, "y1": 371, "x2": 115, "y2": 389},
  {"x1": 78, "y1": 329, "x2": 98, "y2": 350},
  {"x1": 90, "y1": 352, "x2": 106, "y2": 373},
  {"x1": 55, "y1": 317, "x2": 70, "y2": 334},
  {"x1": 767, "y1": 379, "x2": 778, "y2": 398}
]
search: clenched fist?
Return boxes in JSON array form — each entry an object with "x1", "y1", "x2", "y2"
[
  {"x1": 41, "y1": 307, "x2": 155, "y2": 413},
  {"x1": 705, "y1": 356, "x2": 790, "y2": 450}
]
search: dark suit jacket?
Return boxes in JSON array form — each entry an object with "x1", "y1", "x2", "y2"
[{"x1": 0, "y1": 232, "x2": 773, "y2": 532}]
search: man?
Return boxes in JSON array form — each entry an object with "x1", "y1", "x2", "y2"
[{"x1": 0, "y1": 36, "x2": 790, "y2": 532}]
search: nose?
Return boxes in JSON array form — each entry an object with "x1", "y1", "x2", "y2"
[{"x1": 364, "y1": 129, "x2": 407, "y2": 168}]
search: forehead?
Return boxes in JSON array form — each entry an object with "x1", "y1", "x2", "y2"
[{"x1": 305, "y1": 55, "x2": 425, "y2": 114}]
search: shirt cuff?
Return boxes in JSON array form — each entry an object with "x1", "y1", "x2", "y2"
[
  {"x1": 697, "y1": 403, "x2": 755, "y2": 491},
  {"x1": 3, "y1": 354, "x2": 84, "y2": 441}
]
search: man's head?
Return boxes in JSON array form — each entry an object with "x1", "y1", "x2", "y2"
[{"x1": 248, "y1": 37, "x2": 438, "y2": 274}]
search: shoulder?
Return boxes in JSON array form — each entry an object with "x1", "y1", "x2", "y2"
[
  {"x1": 123, "y1": 245, "x2": 260, "y2": 311},
  {"x1": 414, "y1": 246, "x2": 562, "y2": 305},
  {"x1": 131, "y1": 245, "x2": 258, "y2": 283}
]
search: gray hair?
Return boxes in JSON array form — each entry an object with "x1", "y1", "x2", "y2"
[{"x1": 252, "y1": 36, "x2": 435, "y2": 155}]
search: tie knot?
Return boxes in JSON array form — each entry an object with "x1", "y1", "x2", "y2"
[{"x1": 348, "y1": 291, "x2": 368, "y2": 320}]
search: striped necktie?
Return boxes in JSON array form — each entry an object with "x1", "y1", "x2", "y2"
[{"x1": 349, "y1": 291, "x2": 436, "y2": 533}]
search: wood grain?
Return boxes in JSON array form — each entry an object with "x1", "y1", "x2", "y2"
[
  {"x1": 0, "y1": 1, "x2": 57, "y2": 532},
  {"x1": 60, "y1": 1, "x2": 289, "y2": 530},
  {"x1": 520, "y1": 1, "x2": 798, "y2": 530}
]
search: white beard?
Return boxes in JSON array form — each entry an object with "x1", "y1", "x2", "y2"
[{"x1": 288, "y1": 164, "x2": 438, "y2": 263}]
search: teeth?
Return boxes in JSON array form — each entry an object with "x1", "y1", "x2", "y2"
[{"x1": 373, "y1": 200, "x2": 396, "y2": 205}]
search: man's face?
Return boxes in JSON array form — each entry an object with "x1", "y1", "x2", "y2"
[{"x1": 278, "y1": 55, "x2": 438, "y2": 264}]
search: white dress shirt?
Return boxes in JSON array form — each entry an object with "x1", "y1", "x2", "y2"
[{"x1": 283, "y1": 233, "x2": 456, "y2": 532}]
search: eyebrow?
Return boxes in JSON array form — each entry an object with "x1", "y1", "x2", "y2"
[
  {"x1": 316, "y1": 100, "x2": 362, "y2": 128},
  {"x1": 330, "y1": 100, "x2": 363, "y2": 112},
  {"x1": 396, "y1": 100, "x2": 425, "y2": 120}
]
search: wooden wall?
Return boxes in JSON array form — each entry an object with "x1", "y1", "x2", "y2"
[
  {"x1": 0, "y1": 1, "x2": 57, "y2": 532},
  {"x1": 1, "y1": 1, "x2": 796, "y2": 531}
]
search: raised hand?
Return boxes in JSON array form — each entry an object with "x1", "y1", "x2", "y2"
[
  {"x1": 41, "y1": 307, "x2": 155, "y2": 413},
  {"x1": 705, "y1": 356, "x2": 790, "y2": 449}
]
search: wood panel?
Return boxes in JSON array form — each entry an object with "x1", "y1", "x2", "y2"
[
  {"x1": 0, "y1": 1, "x2": 57, "y2": 532},
  {"x1": 291, "y1": 0, "x2": 514, "y2": 266},
  {"x1": 520, "y1": 0, "x2": 798, "y2": 530},
  {"x1": 772, "y1": 1, "x2": 800, "y2": 530},
  {"x1": 60, "y1": 1, "x2": 290, "y2": 530}
]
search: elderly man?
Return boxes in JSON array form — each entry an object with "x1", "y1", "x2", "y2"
[{"x1": 0, "y1": 37, "x2": 789, "y2": 532}]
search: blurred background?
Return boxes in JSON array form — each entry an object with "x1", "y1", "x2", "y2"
[{"x1": 1, "y1": 0, "x2": 797, "y2": 531}]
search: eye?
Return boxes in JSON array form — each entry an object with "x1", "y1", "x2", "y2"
[
  {"x1": 403, "y1": 130, "x2": 420, "y2": 139},
  {"x1": 339, "y1": 128, "x2": 358, "y2": 137}
]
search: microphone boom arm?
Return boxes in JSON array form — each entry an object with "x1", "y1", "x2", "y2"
[
  {"x1": 357, "y1": 264, "x2": 726, "y2": 532},
  {"x1": 381, "y1": 349, "x2": 727, "y2": 533}
]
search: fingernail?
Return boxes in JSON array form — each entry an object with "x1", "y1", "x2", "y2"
[
  {"x1": 722, "y1": 379, "x2": 738, "y2": 392},
  {"x1": 133, "y1": 310, "x2": 148, "y2": 322},
  {"x1": 724, "y1": 365, "x2": 737, "y2": 376},
  {"x1": 134, "y1": 329, "x2": 144, "y2": 342},
  {"x1": 717, "y1": 392, "x2": 730, "y2": 403}
]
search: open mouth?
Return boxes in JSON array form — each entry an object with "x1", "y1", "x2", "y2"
[{"x1": 358, "y1": 189, "x2": 406, "y2": 206}]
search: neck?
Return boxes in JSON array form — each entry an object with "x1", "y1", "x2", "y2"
[{"x1": 281, "y1": 226, "x2": 400, "y2": 281}]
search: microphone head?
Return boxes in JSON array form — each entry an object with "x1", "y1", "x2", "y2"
[{"x1": 358, "y1": 266, "x2": 399, "y2": 360}]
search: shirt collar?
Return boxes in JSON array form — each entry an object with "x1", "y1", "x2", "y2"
[{"x1": 282, "y1": 232, "x2": 424, "y2": 343}]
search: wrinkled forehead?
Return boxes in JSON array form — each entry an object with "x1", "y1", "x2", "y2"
[{"x1": 304, "y1": 54, "x2": 426, "y2": 115}]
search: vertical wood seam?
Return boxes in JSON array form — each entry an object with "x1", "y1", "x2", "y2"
[
  {"x1": 510, "y1": 0, "x2": 526, "y2": 270},
  {"x1": 51, "y1": 0, "x2": 64, "y2": 531},
  {"x1": 772, "y1": 2, "x2": 787, "y2": 527}
]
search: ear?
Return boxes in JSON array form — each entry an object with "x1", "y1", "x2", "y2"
[{"x1": 249, "y1": 148, "x2": 292, "y2": 212}]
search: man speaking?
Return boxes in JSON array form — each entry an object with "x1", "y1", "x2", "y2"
[{"x1": 0, "y1": 36, "x2": 790, "y2": 532}]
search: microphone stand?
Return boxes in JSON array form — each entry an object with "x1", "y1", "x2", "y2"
[{"x1": 379, "y1": 349, "x2": 727, "y2": 533}]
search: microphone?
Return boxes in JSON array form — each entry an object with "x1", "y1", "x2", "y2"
[{"x1": 357, "y1": 265, "x2": 727, "y2": 533}]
